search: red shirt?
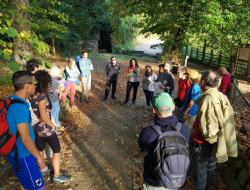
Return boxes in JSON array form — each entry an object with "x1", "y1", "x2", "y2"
[
  {"x1": 219, "y1": 74, "x2": 232, "y2": 94},
  {"x1": 193, "y1": 117, "x2": 208, "y2": 144},
  {"x1": 177, "y1": 78, "x2": 190, "y2": 100}
]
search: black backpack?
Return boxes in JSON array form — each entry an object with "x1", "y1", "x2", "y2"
[{"x1": 150, "y1": 122, "x2": 190, "y2": 189}]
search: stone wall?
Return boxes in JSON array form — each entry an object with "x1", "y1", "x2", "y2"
[{"x1": 83, "y1": 33, "x2": 100, "y2": 53}]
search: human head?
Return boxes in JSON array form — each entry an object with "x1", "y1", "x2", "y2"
[
  {"x1": 146, "y1": 66, "x2": 152, "y2": 73},
  {"x1": 218, "y1": 67, "x2": 229, "y2": 76},
  {"x1": 164, "y1": 61, "x2": 172, "y2": 73},
  {"x1": 49, "y1": 63, "x2": 61, "y2": 79},
  {"x1": 26, "y1": 58, "x2": 42, "y2": 74},
  {"x1": 12, "y1": 71, "x2": 36, "y2": 96},
  {"x1": 185, "y1": 70, "x2": 199, "y2": 84},
  {"x1": 82, "y1": 49, "x2": 88, "y2": 59},
  {"x1": 159, "y1": 64, "x2": 164, "y2": 73},
  {"x1": 129, "y1": 58, "x2": 138, "y2": 68},
  {"x1": 152, "y1": 92, "x2": 175, "y2": 118},
  {"x1": 68, "y1": 58, "x2": 75, "y2": 69},
  {"x1": 34, "y1": 70, "x2": 52, "y2": 94},
  {"x1": 111, "y1": 56, "x2": 116, "y2": 64},
  {"x1": 177, "y1": 66, "x2": 187, "y2": 80},
  {"x1": 200, "y1": 70, "x2": 219, "y2": 92}
]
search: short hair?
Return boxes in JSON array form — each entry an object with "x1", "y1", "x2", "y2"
[
  {"x1": 165, "y1": 61, "x2": 173, "y2": 69},
  {"x1": 129, "y1": 58, "x2": 139, "y2": 68},
  {"x1": 159, "y1": 64, "x2": 164, "y2": 68},
  {"x1": 111, "y1": 56, "x2": 116, "y2": 61},
  {"x1": 34, "y1": 70, "x2": 52, "y2": 94},
  {"x1": 26, "y1": 58, "x2": 42, "y2": 72},
  {"x1": 178, "y1": 66, "x2": 187, "y2": 73},
  {"x1": 12, "y1": 70, "x2": 34, "y2": 91},
  {"x1": 201, "y1": 70, "x2": 219, "y2": 87},
  {"x1": 68, "y1": 58, "x2": 75, "y2": 65},
  {"x1": 82, "y1": 49, "x2": 88, "y2": 55},
  {"x1": 146, "y1": 65, "x2": 152, "y2": 69},
  {"x1": 49, "y1": 63, "x2": 61, "y2": 78}
]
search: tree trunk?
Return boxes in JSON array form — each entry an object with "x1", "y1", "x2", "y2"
[
  {"x1": 52, "y1": 35, "x2": 56, "y2": 56},
  {"x1": 171, "y1": 0, "x2": 194, "y2": 64},
  {"x1": 10, "y1": 0, "x2": 33, "y2": 69},
  {"x1": 201, "y1": 39, "x2": 207, "y2": 64}
]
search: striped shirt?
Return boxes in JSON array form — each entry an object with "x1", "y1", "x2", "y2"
[{"x1": 48, "y1": 77, "x2": 59, "y2": 103}]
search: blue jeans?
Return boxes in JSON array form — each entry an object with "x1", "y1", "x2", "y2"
[
  {"x1": 191, "y1": 142, "x2": 217, "y2": 190},
  {"x1": 51, "y1": 100, "x2": 60, "y2": 126},
  {"x1": 143, "y1": 90, "x2": 154, "y2": 106}
]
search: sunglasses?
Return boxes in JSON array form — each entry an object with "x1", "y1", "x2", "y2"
[{"x1": 29, "y1": 81, "x2": 38, "y2": 86}]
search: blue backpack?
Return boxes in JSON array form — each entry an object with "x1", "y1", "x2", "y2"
[{"x1": 150, "y1": 122, "x2": 189, "y2": 189}]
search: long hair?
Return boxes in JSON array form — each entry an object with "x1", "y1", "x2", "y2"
[
  {"x1": 34, "y1": 70, "x2": 52, "y2": 94},
  {"x1": 129, "y1": 58, "x2": 139, "y2": 68}
]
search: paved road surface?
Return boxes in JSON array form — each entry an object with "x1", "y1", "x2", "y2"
[{"x1": 134, "y1": 39, "x2": 162, "y2": 55}]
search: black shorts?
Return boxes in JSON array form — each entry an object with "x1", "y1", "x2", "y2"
[{"x1": 35, "y1": 133, "x2": 61, "y2": 153}]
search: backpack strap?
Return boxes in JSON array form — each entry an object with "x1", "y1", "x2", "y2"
[
  {"x1": 150, "y1": 125, "x2": 163, "y2": 135},
  {"x1": 175, "y1": 122, "x2": 183, "y2": 132},
  {"x1": 9, "y1": 98, "x2": 31, "y2": 173}
]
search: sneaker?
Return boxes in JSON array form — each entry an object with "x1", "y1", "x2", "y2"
[
  {"x1": 41, "y1": 168, "x2": 51, "y2": 177},
  {"x1": 71, "y1": 105, "x2": 77, "y2": 108},
  {"x1": 132, "y1": 101, "x2": 136, "y2": 105},
  {"x1": 111, "y1": 96, "x2": 116, "y2": 100},
  {"x1": 123, "y1": 102, "x2": 128, "y2": 105},
  {"x1": 145, "y1": 105, "x2": 150, "y2": 108},
  {"x1": 53, "y1": 174, "x2": 72, "y2": 184},
  {"x1": 56, "y1": 130, "x2": 62, "y2": 135},
  {"x1": 56, "y1": 124, "x2": 64, "y2": 128},
  {"x1": 102, "y1": 98, "x2": 107, "y2": 102}
]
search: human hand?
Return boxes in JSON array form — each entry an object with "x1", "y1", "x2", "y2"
[
  {"x1": 37, "y1": 157, "x2": 46, "y2": 170},
  {"x1": 184, "y1": 110, "x2": 188, "y2": 115},
  {"x1": 148, "y1": 76, "x2": 152, "y2": 80},
  {"x1": 159, "y1": 85, "x2": 164, "y2": 90},
  {"x1": 51, "y1": 124, "x2": 56, "y2": 132},
  {"x1": 59, "y1": 86, "x2": 64, "y2": 92}
]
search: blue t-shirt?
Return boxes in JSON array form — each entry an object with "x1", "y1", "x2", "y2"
[
  {"x1": 182, "y1": 83, "x2": 201, "y2": 116},
  {"x1": 7, "y1": 95, "x2": 34, "y2": 158}
]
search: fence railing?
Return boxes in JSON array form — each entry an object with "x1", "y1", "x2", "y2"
[{"x1": 181, "y1": 47, "x2": 250, "y2": 78}]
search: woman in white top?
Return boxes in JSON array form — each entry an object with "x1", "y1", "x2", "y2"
[
  {"x1": 142, "y1": 65, "x2": 157, "y2": 107},
  {"x1": 124, "y1": 58, "x2": 140, "y2": 105}
]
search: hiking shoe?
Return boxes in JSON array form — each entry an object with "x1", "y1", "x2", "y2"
[
  {"x1": 111, "y1": 96, "x2": 116, "y2": 100},
  {"x1": 102, "y1": 98, "x2": 107, "y2": 102},
  {"x1": 56, "y1": 124, "x2": 64, "y2": 128},
  {"x1": 132, "y1": 101, "x2": 136, "y2": 105},
  {"x1": 41, "y1": 168, "x2": 51, "y2": 177},
  {"x1": 56, "y1": 130, "x2": 62, "y2": 135},
  {"x1": 53, "y1": 174, "x2": 72, "y2": 184},
  {"x1": 123, "y1": 102, "x2": 128, "y2": 105},
  {"x1": 85, "y1": 99, "x2": 89, "y2": 103}
]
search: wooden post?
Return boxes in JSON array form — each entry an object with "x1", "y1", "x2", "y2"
[
  {"x1": 210, "y1": 49, "x2": 213, "y2": 65},
  {"x1": 201, "y1": 39, "x2": 207, "y2": 64},
  {"x1": 191, "y1": 47, "x2": 193, "y2": 58},
  {"x1": 218, "y1": 51, "x2": 222, "y2": 67},
  {"x1": 228, "y1": 48, "x2": 236, "y2": 105},
  {"x1": 196, "y1": 48, "x2": 199, "y2": 61},
  {"x1": 185, "y1": 45, "x2": 188, "y2": 57}
]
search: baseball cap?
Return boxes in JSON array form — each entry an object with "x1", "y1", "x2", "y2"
[{"x1": 152, "y1": 92, "x2": 174, "y2": 113}]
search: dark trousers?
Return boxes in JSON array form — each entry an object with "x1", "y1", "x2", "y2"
[
  {"x1": 191, "y1": 142, "x2": 217, "y2": 190},
  {"x1": 143, "y1": 89, "x2": 154, "y2": 106},
  {"x1": 105, "y1": 77, "x2": 117, "y2": 98},
  {"x1": 124, "y1": 81, "x2": 140, "y2": 103}
]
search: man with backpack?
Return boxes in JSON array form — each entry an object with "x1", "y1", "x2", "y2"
[
  {"x1": 102, "y1": 56, "x2": 120, "y2": 102},
  {"x1": 138, "y1": 92, "x2": 190, "y2": 190},
  {"x1": 6, "y1": 71, "x2": 47, "y2": 189},
  {"x1": 191, "y1": 70, "x2": 238, "y2": 190}
]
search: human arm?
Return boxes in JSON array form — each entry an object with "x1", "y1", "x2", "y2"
[
  {"x1": 38, "y1": 99, "x2": 56, "y2": 131},
  {"x1": 65, "y1": 66, "x2": 75, "y2": 78},
  {"x1": 184, "y1": 101, "x2": 194, "y2": 115},
  {"x1": 219, "y1": 76, "x2": 230, "y2": 94},
  {"x1": 118, "y1": 64, "x2": 121, "y2": 74},
  {"x1": 219, "y1": 88, "x2": 226, "y2": 94},
  {"x1": 17, "y1": 123, "x2": 46, "y2": 169},
  {"x1": 105, "y1": 64, "x2": 109, "y2": 75},
  {"x1": 87, "y1": 59, "x2": 94, "y2": 71}
]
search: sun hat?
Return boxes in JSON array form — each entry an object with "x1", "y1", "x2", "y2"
[
  {"x1": 185, "y1": 70, "x2": 198, "y2": 78},
  {"x1": 152, "y1": 92, "x2": 174, "y2": 113}
]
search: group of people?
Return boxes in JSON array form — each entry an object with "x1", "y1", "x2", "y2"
[
  {"x1": 138, "y1": 64, "x2": 238, "y2": 190},
  {"x1": 6, "y1": 50, "x2": 238, "y2": 190}
]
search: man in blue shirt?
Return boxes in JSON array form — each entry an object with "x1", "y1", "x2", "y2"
[
  {"x1": 79, "y1": 50, "x2": 94, "y2": 103},
  {"x1": 7, "y1": 71, "x2": 47, "y2": 190},
  {"x1": 182, "y1": 70, "x2": 201, "y2": 130}
]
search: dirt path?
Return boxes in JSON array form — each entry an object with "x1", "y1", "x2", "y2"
[{"x1": 1, "y1": 53, "x2": 250, "y2": 190}]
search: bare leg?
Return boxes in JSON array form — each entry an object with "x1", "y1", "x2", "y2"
[{"x1": 52, "y1": 153, "x2": 61, "y2": 177}]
